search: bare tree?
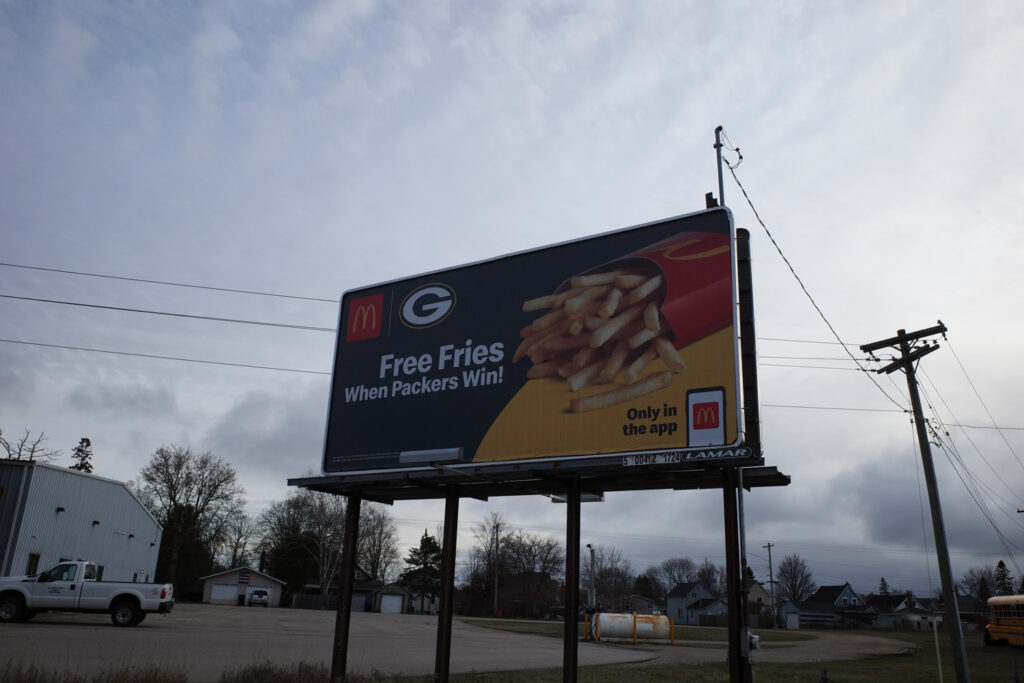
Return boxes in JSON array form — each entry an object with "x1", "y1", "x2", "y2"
[
  {"x1": 582, "y1": 544, "x2": 633, "y2": 607},
  {"x1": 696, "y1": 557, "x2": 725, "y2": 597},
  {"x1": 133, "y1": 445, "x2": 246, "y2": 585},
  {"x1": 259, "y1": 489, "x2": 347, "y2": 596},
  {"x1": 0, "y1": 428, "x2": 61, "y2": 462},
  {"x1": 959, "y1": 565, "x2": 996, "y2": 600},
  {"x1": 777, "y1": 554, "x2": 816, "y2": 604},
  {"x1": 358, "y1": 503, "x2": 400, "y2": 583},
  {"x1": 219, "y1": 511, "x2": 258, "y2": 569}
]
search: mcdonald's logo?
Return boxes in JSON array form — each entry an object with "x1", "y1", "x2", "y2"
[
  {"x1": 691, "y1": 402, "x2": 719, "y2": 430},
  {"x1": 346, "y1": 293, "x2": 384, "y2": 342}
]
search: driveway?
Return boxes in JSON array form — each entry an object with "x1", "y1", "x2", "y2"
[{"x1": 0, "y1": 604, "x2": 652, "y2": 681}]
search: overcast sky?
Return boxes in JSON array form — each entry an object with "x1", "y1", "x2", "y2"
[{"x1": 3, "y1": 1, "x2": 1023, "y2": 597}]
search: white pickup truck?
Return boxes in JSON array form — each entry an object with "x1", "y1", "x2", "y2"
[{"x1": 0, "y1": 560, "x2": 173, "y2": 626}]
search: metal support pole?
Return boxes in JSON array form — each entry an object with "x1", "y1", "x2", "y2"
[
  {"x1": 330, "y1": 492, "x2": 362, "y2": 683},
  {"x1": 723, "y1": 469, "x2": 753, "y2": 682},
  {"x1": 900, "y1": 334, "x2": 970, "y2": 683},
  {"x1": 563, "y1": 478, "x2": 581, "y2": 683},
  {"x1": 736, "y1": 229, "x2": 762, "y2": 455},
  {"x1": 434, "y1": 488, "x2": 460, "y2": 683},
  {"x1": 714, "y1": 126, "x2": 726, "y2": 207}
]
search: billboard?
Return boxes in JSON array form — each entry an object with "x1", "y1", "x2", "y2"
[{"x1": 322, "y1": 207, "x2": 744, "y2": 475}]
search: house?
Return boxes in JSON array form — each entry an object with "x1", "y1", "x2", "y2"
[
  {"x1": 297, "y1": 566, "x2": 384, "y2": 611},
  {"x1": 200, "y1": 566, "x2": 285, "y2": 606},
  {"x1": 611, "y1": 594, "x2": 660, "y2": 615},
  {"x1": 0, "y1": 460, "x2": 161, "y2": 581},
  {"x1": 786, "y1": 583, "x2": 869, "y2": 629},
  {"x1": 865, "y1": 593, "x2": 938, "y2": 630},
  {"x1": 374, "y1": 583, "x2": 414, "y2": 614},
  {"x1": 666, "y1": 582, "x2": 726, "y2": 625}
]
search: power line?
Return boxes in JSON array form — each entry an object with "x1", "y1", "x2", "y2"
[
  {"x1": 0, "y1": 338, "x2": 331, "y2": 376},
  {"x1": 0, "y1": 293, "x2": 335, "y2": 332},
  {"x1": 723, "y1": 149, "x2": 907, "y2": 413},
  {"x1": 946, "y1": 336, "x2": 1024, "y2": 471},
  {"x1": 0, "y1": 261, "x2": 337, "y2": 303}
]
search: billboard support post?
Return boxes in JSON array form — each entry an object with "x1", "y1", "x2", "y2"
[
  {"x1": 434, "y1": 488, "x2": 460, "y2": 683},
  {"x1": 563, "y1": 478, "x2": 581, "y2": 683},
  {"x1": 330, "y1": 493, "x2": 362, "y2": 683},
  {"x1": 723, "y1": 468, "x2": 753, "y2": 682}
]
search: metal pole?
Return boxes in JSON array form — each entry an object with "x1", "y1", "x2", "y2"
[
  {"x1": 434, "y1": 489, "x2": 460, "y2": 683},
  {"x1": 330, "y1": 492, "x2": 362, "y2": 683},
  {"x1": 900, "y1": 332, "x2": 970, "y2": 683},
  {"x1": 738, "y1": 468, "x2": 751, "y2": 646},
  {"x1": 714, "y1": 126, "x2": 725, "y2": 207},
  {"x1": 588, "y1": 544, "x2": 596, "y2": 610},
  {"x1": 563, "y1": 478, "x2": 581, "y2": 683},
  {"x1": 723, "y1": 468, "x2": 752, "y2": 682}
]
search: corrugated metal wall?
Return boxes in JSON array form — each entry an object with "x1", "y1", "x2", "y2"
[
  {"x1": 6, "y1": 463, "x2": 161, "y2": 581},
  {"x1": 0, "y1": 463, "x2": 32, "y2": 575}
]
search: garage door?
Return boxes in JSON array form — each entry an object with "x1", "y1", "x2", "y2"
[
  {"x1": 380, "y1": 594, "x2": 403, "y2": 614},
  {"x1": 785, "y1": 613, "x2": 800, "y2": 629},
  {"x1": 211, "y1": 584, "x2": 239, "y2": 602}
]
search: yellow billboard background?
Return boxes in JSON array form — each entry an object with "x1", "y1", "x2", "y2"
[{"x1": 475, "y1": 327, "x2": 738, "y2": 462}]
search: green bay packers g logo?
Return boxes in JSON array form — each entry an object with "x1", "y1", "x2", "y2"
[{"x1": 400, "y1": 283, "x2": 455, "y2": 329}]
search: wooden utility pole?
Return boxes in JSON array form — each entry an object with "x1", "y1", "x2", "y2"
[
  {"x1": 861, "y1": 322, "x2": 970, "y2": 683},
  {"x1": 764, "y1": 542, "x2": 776, "y2": 627}
]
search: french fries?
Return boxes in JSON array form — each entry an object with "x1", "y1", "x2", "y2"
[{"x1": 516, "y1": 267, "x2": 686, "y2": 413}]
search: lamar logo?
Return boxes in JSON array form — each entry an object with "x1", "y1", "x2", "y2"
[
  {"x1": 400, "y1": 283, "x2": 455, "y2": 329},
  {"x1": 346, "y1": 293, "x2": 384, "y2": 341},
  {"x1": 692, "y1": 402, "x2": 720, "y2": 430}
]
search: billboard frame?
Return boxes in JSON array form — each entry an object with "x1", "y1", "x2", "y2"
[{"x1": 321, "y1": 207, "x2": 754, "y2": 482}]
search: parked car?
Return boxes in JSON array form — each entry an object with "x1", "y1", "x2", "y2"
[{"x1": 248, "y1": 589, "x2": 270, "y2": 607}]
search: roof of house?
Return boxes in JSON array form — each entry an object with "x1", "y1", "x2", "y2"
[
  {"x1": 667, "y1": 582, "x2": 705, "y2": 598},
  {"x1": 866, "y1": 593, "x2": 909, "y2": 614},
  {"x1": 805, "y1": 584, "x2": 851, "y2": 605},
  {"x1": 689, "y1": 598, "x2": 724, "y2": 610},
  {"x1": 199, "y1": 566, "x2": 285, "y2": 585}
]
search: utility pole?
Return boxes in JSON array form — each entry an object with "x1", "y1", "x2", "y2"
[
  {"x1": 764, "y1": 542, "x2": 776, "y2": 627},
  {"x1": 861, "y1": 321, "x2": 970, "y2": 683}
]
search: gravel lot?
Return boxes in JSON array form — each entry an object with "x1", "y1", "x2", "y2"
[
  {"x1": 0, "y1": 604, "x2": 650, "y2": 681},
  {"x1": 0, "y1": 604, "x2": 914, "y2": 681}
]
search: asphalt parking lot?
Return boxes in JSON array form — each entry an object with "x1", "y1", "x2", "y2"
[{"x1": 0, "y1": 604, "x2": 652, "y2": 681}]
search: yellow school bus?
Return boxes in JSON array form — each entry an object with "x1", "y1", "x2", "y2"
[{"x1": 986, "y1": 595, "x2": 1024, "y2": 647}]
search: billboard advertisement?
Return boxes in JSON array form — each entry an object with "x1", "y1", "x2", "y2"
[{"x1": 322, "y1": 207, "x2": 744, "y2": 474}]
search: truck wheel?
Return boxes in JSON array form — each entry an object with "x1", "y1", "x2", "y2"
[
  {"x1": 110, "y1": 601, "x2": 141, "y2": 627},
  {"x1": 0, "y1": 594, "x2": 26, "y2": 623},
  {"x1": 134, "y1": 612, "x2": 147, "y2": 624}
]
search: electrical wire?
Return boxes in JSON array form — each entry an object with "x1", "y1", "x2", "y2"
[
  {"x1": 0, "y1": 261, "x2": 337, "y2": 303},
  {"x1": 0, "y1": 293, "x2": 335, "y2": 332},
  {"x1": 946, "y1": 337, "x2": 1024, "y2": 470},
  {"x1": 910, "y1": 416, "x2": 934, "y2": 595},
  {"x1": 720, "y1": 135, "x2": 907, "y2": 413},
  {"x1": 920, "y1": 367, "x2": 1024, "y2": 503},
  {"x1": 0, "y1": 338, "x2": 331, "y2": 376}
]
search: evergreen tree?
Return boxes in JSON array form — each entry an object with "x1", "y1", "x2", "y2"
[
  {"x1": 878, "y1": 577, "x2": 890, "y2": 596},
  {"x1": 399, "y1": 531, "x2": 443, "y2": 614},
  {"x1": 978, "y1": 576, "x2": 992, "y2": 603},
  {"x1": 1017, "y1": 574, "x2": 1024, "y2": 595},
  {"x1": 69, "y1": 438, "x2": 94, "y2": 473},
  {"x1": 994, "y1": 560, "x2": 1014, "y2": 596}
]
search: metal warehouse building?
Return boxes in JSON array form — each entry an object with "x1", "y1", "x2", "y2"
[{"x1": 0, "y1": 460, "x2": 161, "y2": 581}]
